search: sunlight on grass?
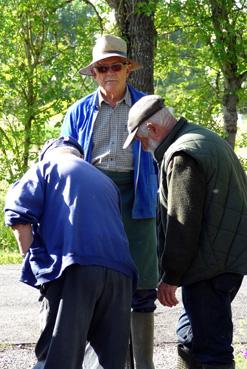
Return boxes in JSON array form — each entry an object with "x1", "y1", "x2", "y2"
[
  {"x1": 234, "y1": 318, "x2": 247, "y2": 368},
  {"x1": 0, "y1": 252, "x2": 22, "y2": 265},
  {"x1": 235, "y1": 347, "x2": 247, "y2": 369}
]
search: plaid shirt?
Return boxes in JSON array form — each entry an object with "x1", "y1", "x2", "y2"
[{"x1": 91, "y1": 88, "x2": 134, "y2": 172}]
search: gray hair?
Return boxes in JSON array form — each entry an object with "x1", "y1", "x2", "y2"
[{"x1": 137, "y1": 107, "x2": 176, "y2": 137}]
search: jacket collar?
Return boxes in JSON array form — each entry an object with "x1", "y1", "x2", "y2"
[{"x1": 154, "y1": 117, "x2": 188, "y2": 163}]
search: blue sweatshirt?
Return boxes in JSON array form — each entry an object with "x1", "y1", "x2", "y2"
[{"x1": 4, "y1": 155, "x2": 137, "y2": 288}]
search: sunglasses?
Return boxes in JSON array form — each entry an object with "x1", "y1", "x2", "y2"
[{"x1": 93, "y1": 62, "x2": 128, "y2": 74}]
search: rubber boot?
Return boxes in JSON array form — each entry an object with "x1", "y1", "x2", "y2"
[
  {"x1": 203, "y1": 363, "x2": 235, "y2": 369},
  {"x1": 177, "y1": 345, "x2": 203, "y2": 369},
  {"x1": 131, "y1": 311, "x2": 155, "y2": 369}
]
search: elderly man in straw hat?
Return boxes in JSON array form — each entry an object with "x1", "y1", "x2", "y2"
[{"x1": 61, "y1": 35, "x2": 159, "y2": 369}]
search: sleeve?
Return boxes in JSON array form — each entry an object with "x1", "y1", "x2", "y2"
[
  {"x1": 159, "y1": 152, "x2": 206, "y2": 285},
  {"x1": 60, "y1": 105, "x2": 78, "y2": 139},
  {"x1": 4, "y1": 165, "x2": 45, "y2": 226}
]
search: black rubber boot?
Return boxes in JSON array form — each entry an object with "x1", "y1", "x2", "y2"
[{"x1": 177, "y1": 345, "x2": 203, "y2": 369}]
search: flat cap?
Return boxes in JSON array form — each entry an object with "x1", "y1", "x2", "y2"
[
  {"x1": 123, "y1": 95, "x2": 164, "y2": 149},
  {"x1": 39, "y1": 136, "x2": 84, "y2": 161}
]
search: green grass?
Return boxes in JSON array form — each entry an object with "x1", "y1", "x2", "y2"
[
  {"x1": 235, "y1": 346, "x2": 247, "y2": 369},
  {"x1": 0, "y1": 252, "x2": 22, "y2": 265}
]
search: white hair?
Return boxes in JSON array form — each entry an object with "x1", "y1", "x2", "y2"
[{"x1": 137, "y1": 108, "x2": 176, "y2": 138}]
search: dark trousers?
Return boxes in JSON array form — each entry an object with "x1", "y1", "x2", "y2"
[
  {"x1": 177, "y1": 273, "x2": 243, "y2": 365},
  {"x1": 35, "y1": 264, "x2": 133, "y2": 369},
  {"x1": 132, "y1": 288, "x2": 157, "y2": 312}
]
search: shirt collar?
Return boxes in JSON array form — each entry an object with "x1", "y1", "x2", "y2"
[{"x1": 97, "y1": 87, "x2": 132, "y2": 108}]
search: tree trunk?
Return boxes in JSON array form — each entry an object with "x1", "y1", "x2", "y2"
[
  {"x1": 222, "y1": 82, "x2": 239, "y2": 148},
  {"x1": 23, "y1": 115, "x2": 33, "y2": 172},
  {"x1": 209, "y1": 0, "x2": 242, "y2": 148},
  {"x1": 106, "y1": 0, "x2": 156, "y2": 94}
]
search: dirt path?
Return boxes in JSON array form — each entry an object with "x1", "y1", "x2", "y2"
[{"x1": 0, "y1": 265, "x2": 246, "y2": 369}]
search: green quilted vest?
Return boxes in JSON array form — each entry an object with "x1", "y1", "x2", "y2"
[{"x1": 161, "y1": 119, "x2": 247, "y2": 284}]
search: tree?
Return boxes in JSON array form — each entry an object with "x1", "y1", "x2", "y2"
[
  {"x1": 208, "y1": 0, "x2": 247, "y2": 147},
  {"x1": 0, "y1": 0, "x2": 100, "y2": 182},
  {"x1": 155, "y1": 0, "x2": 247, "y2": 148},
  {"x1": 1, "y1": 0, "x2": 246, "y2": 185},
  {"x1": 105, "y1": 0, "x2": 157, "y2": 93}
]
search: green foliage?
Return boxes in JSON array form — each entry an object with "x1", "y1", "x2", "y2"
[
  {"x1": 238, "y1": 157, "x2": 247, "y2": 172},
  {"x1": 0, "y1": 0, "x2": 247, "y2": 256},
  {"x1": 0, "y1": 0, "x2": 113, "y2": 257},
  {"x1": 238, "y1": 133, "x2": 247, "y2": 149},
  {"x1": 0, "y1": 183, "x2": 18, "y2": 254},
  {"x1": 154, "y1": 0, "x2": 247, "y2": 138},
  {"x1": 235, "y1": 345, "x2": 247, "y2": 368},
  {"x1": 135, "y1": 0, "x2": 157, "y2": 16},
  {"x1": 154, "y1": 1, "x2": 219, "y2": 131},
  {"x1": 234, "y1": 318, "x2": 247, "y2": 368},
  {"x1": 0, "y1": 253, "x2": 22, "y2": 265},
  {"x1": 0, "y1": 0, "x2": 103, "y2": 182},
  {"x1": 1, "y1": 0, "x2": 246, "y2": 183}
]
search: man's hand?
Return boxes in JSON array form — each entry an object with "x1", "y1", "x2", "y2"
[{"x1": 157, "y1": 282, "x2": 179, "y2": 307}]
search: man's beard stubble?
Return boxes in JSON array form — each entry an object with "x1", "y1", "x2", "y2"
[{"x1": 146, "y1": 138, "x2": 160, "y2": 155}]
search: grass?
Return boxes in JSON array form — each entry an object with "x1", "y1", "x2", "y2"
[
  {"x1": 0, "y1": 252, "x2": 22, "y2": 265},
  {"x1": 235, "y1": 346, "x2": 247, "y2": 369}
]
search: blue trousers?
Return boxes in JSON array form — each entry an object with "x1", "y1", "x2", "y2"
[
  {"x1": 177, "y1": 273, "x2": 243, "y2": 365},
  {"x1": 132, "y1": 288, "x2": 157, "y2": 312}
]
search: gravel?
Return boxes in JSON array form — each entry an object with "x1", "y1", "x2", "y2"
[
  {"x1": 0, "y1": 343, "x2": 177, "y2": 369},
  {"x1": 1, "y1": 265, "x2": 247, "y2": 369},
  {"x1": 0, "y1": 344, "x2": 36, "y2": 369}
]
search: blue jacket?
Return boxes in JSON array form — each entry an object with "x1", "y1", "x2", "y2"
[
  {"x1": 4, "y1": 155, "x2": 138, "y2": 288},
  {"x1": 61, "y1": 84, "x2": 158, "y2": 219}
]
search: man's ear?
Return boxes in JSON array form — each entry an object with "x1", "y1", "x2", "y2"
[
  {"x1": 91, "y1": 69, "x2": 97, "y2": 79},
  {"x1": 146, "y1": 122, "x2": 160, "y2": 139},
  {"x1": 126, "y1": 64, "x2": 132, "y2": 78}
]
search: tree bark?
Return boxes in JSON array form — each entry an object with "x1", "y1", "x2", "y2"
[
  {"x1": 209, "y1": 0, "x2": 246, "y2": 148},
  {"x1": 222, "y1": 77, "x2": 240, "y2": 148},
  {"x1": 106, "y1": 0, "x2": 157, "y2": 94}
]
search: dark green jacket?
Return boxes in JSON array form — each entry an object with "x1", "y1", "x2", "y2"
[{"x1": 155, "y1": 118, "x2": 247, "y2": 286}]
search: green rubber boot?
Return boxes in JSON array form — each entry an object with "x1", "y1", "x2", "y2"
[{"x1": 131, "y1": 312, "x2": 155, "y2": 369}]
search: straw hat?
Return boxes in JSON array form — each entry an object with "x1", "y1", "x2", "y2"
[{"x1": 79, "y1": 35, "x2": 142, "y2": 76}]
